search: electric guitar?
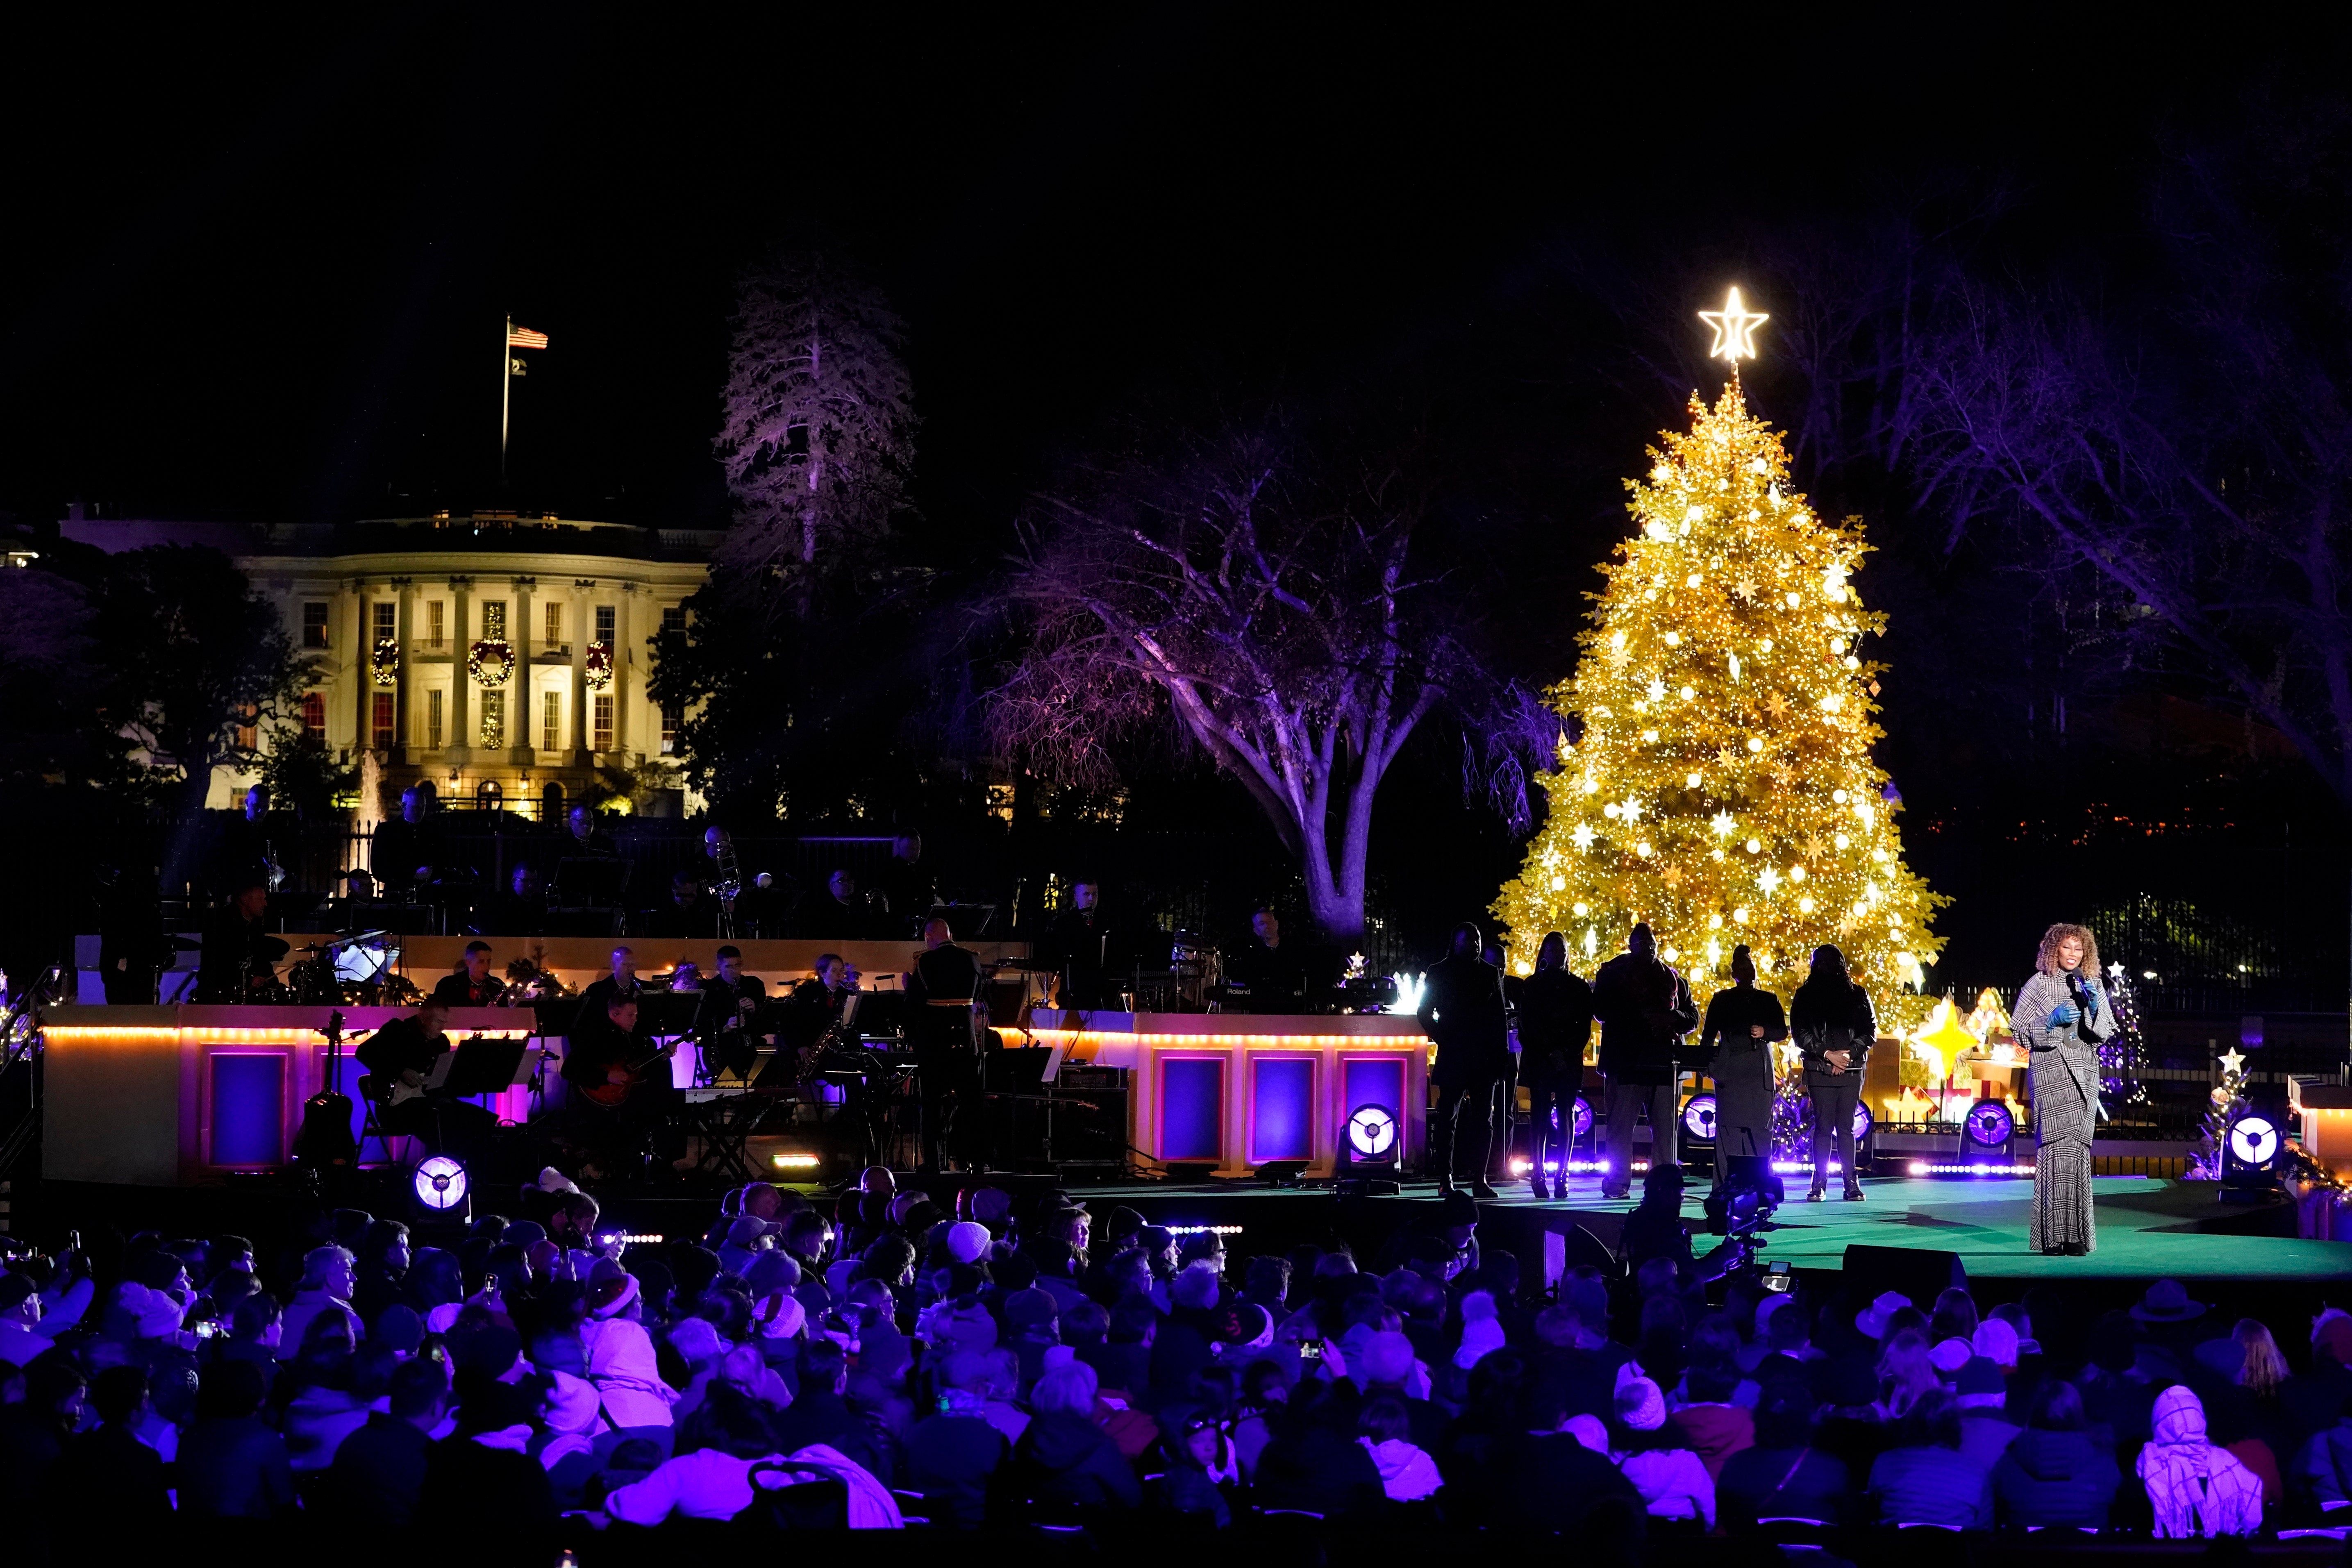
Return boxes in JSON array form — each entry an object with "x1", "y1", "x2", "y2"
[{"x1": 579, "y1": 1038, "x2": 680, "y2": 1107}]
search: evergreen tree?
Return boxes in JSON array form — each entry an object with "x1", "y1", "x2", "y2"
[{"x1": 1495, "y1": 344, "x2": 1945, "y2": 1006}]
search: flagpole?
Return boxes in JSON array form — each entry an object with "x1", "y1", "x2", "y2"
[{"x1": 500, "y1": 314, "x2": 512, "y2": 486}]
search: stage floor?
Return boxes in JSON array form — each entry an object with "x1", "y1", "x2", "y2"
[{"x1": 1066, "y1": 1173, "x2": 2352, "y2": 1284}]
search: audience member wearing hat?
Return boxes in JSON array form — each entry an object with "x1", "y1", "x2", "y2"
[{"x1": 1612, "y1": 1375, "x2": 1716, "y2": 1525}]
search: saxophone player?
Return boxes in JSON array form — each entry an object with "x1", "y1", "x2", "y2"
[{"x1": 429, "y1": 940, "x2": 509, "y2": 1008}]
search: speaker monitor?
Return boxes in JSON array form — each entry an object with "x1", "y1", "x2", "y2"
[{"x1": 1840, "y1": 1243, "x2": 1967, "y2": 1308}]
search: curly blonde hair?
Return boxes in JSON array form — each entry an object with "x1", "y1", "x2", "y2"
[{"x1": 2034, "y1": 923, "x2": 2101, "y2": 978}]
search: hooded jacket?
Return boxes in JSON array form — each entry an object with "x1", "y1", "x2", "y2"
[
  {"x1": 1991, "y1": 1427, "x2": 2122, "y2": 1527},
  {"x1": 1004, "y1": 1409, "x2": 1141, "y2": 1510}
]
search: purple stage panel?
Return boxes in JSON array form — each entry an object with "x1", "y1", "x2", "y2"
[
  {"x1": 209, "y1": 1053, "x2": 286, "y2": 1167},
  {"x1": 1160, "y1": 1056, "x2": 1225, "y2": 1162},
  {"x1": 1250, "y1": 1057, "x2": 1315, "y2": 1164}
]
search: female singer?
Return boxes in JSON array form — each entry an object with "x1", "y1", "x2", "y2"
[
  {"x1": 1516, "y1": 932, "x2": 1595, "y2": 1200},
  {"x1": 1790, "y1": 944, "x2": 1875, "y2": 1201},
  {"x1": 1699, "y1": 944, "x2": 1787, "y2": 1189},
  {"x1": 2014, "y1": 923, "x2": 2113, "y2": 1256}
]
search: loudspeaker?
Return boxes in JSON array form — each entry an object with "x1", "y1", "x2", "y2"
[{"x1": 1840, "y1": 1243, "x2": 1966, "y2": 1307}]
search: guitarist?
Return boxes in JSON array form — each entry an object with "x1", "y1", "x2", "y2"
[
  {"x1": 357, "y1": 1000, "x2": 493, "y2": 1157},
  {"x1": 562, "y1": 993, "x2": 678, "y2": 1180}
]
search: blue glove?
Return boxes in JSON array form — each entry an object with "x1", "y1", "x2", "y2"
[{"x1": 2046, "y1": 1003, "x2": 2080, "y2": 1027}]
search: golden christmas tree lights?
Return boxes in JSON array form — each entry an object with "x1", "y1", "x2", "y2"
[{"x1": 1495, "y1": 303, "x2": 1945, "y2": 1011}]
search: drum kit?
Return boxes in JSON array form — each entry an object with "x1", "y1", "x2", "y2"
[{"x1": 280, "y1": 929, "x2": 402, "y2": 1005}]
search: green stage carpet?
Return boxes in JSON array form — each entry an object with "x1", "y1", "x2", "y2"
[{"x1": 1523, "y1": 1175, "x2": 2352, "y2": 1282}]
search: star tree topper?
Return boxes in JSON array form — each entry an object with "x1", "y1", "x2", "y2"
[{"x1": 1699, "y1": 286, "x2": 1769, "y2": 363}]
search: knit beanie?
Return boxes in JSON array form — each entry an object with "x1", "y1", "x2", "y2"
[
  {"x1": 946, "y1": 1221, "x2": 993, "y2": 1266},
  {"x1": 1616, "y1": 1375, "x2": 1668, "y2": 1432}
]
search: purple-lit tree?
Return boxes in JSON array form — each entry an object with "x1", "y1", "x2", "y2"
[
  {"x1": 714, "y1": 252, "x2": 916, "y2": 582},
  {"x1": 985, "y1": 418, "x2": 1545, "y2": 941}
]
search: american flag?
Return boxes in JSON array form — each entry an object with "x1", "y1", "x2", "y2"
[{"x1": 507, "y1": 323, "x2": 550, "y2": 350}]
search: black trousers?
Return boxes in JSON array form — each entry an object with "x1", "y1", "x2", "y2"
[
  {"x1": 1432, "y1": 1077, "x2": 1503, "y2": 1183},
  {"x1": 914, "y1": 1046, "x2": 979, "y2": 1172},
  {"x1": 1807, "y1": 1077, "x2": 1861, "y2": 1193},
  {"x1": 1527, "y1": 1077, "x2": 1576, "y2": 1182}
]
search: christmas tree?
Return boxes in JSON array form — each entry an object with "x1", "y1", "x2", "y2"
[
  {"x1": 2186, "y1": 1045, "x2": 2250, "y2": 1181},
  {"x1": 1495, "y1": 291, "x2": 1947, "y2": 1008}
]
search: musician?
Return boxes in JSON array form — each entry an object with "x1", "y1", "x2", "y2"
[
  {"x1": 881, "y1": 833, "x2": 935, "y2": 931},
  {"x1": 691, "y1": 946, "x2": 765, "y2": 1079},
  {"x1": 1048, "y1": 881, "x2": 1128, "y2": 1009},
  {"x1": 211, "y1": 784, "x2": 293, "y2": 898},
  {"x1": 580, "y1": 946, "x2": 642, "y2": 1014},
  {"x1": 370, "y1": 787, "x2": 446, "y2": 895},
  {"x1": 640, "y1": 871, "x2": 718, "y2": 940},
  {"x1": 561, "y1": 993, "x2": 678, "y2": 1179},
  {"x1": 430, "y1": 941, "x2": 507, "y2": 1008},
  {"x1": 357, "y1": 999, "x2": 495, "y2": 1153},
  {"x1": 469, "y1": 862, "x2": 547, "y2": 935},
  {"x1": 195, "y1": 879, "x2": 289, "y2": 1002},
  {"x1": 560, "y1": 804, "x2": 620, "y2": 859},
  {"x1": 1223, "y1": 906, "x2": 1318, "y2": 1014},
  {"x1": 906, "y1": 917, "x2": 986, "y2": 1175},
  {"x1": 703, "y1": 826, "x2": 778, "y2": 938},
  {"x1": 803, "y1": 868, "x2": 880, "y2": 939}
]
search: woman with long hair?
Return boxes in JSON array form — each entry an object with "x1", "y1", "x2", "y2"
[
  {"x1": 1789, "y1": 945, "x2": 1874, "y2": 1200},
  {"x1": 1516, "y1": 931, "x2": 1594, "y2": 1200},
  {"x1": 2015, "y1": 923, "x2": 2114, "y2": 1255},
  {"x1": 1874, "y1": 1328, "x2": 1940, "y2": 1422},
  {"x1": 1698, "y1": 944, "x2": 1786, "y2": 1191}
]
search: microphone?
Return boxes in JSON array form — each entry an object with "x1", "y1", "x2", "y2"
[{"x1": 2066, "y1": 971, "x2": 2092, "y2": 1023}]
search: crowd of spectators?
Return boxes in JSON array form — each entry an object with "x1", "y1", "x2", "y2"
[{"x1": 5, "y1": 1160, "x2": 2352, "y2": 1557}]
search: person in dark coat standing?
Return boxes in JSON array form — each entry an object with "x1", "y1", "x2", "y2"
[
  {"x1": 1416, "y1": 922, "x2": 1512, "y2": 1198},
  {"x1": 1699, "y1": 944, "x2": 1787, "y2": 1189},
  {"x1": 1591, "y1": 923, "x2": 1698, "y2": 1201},
  {"x1": 1516, "y1": 932, "x2": 1594, "y2": 1200},
  {"x1": 907, "y1": 916, "x2": 986, "y2": 1174},
  {"x1": 1789, "y1": 944, "x2": 1875, "y2": 1201}
]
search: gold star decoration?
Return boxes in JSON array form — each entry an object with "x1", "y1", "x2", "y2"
[
  {"x1": 1800, "y1": 831, "x2": 1827, "y2": 860},
  {"x1": 1732, "y1": 577, "x2": 1757, "y2": 602},
  {"x1": 1765, "y1": 692, "x2": 1789, "y2": 718},
  {"x1": 1714, "y1": 745, "x2": 1739, "y2": 767},
  {"x1": 1698, "y1": 286, "x2": 1770, "y2": 363}
]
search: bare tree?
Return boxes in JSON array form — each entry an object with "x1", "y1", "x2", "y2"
[
  {"x1": 986, "y1": 417, "x2": 1543, "y2": 940},
  {"x1": 714, "y1": 251, "x2": 916, "y2": 579},
  {"x1": 1880, "y1": 140, "x2": 2352, "y2": 805}
]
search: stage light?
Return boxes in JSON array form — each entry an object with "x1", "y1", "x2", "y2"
[
  {"x1": 1345, "y1": 1103, "x2": 1399, "y2": 1161},
  {"x1": 2227, "y1": 1113, "x2": 2281, "y2": 1168},
  {"x1": 768, "y1": 1152, "x2": 821, "y2": 1170},
  {"x1": 2222, "y1": 1110, "x2": 2283, "y2": 1204},
  {"x1": 1571, "y1": 1095, "x2": 1594, "y2": 1140},
  {"x1": 412, "y1": 1154, "x2": 469, "y2": 1212},
  {"x1": 1852, "y1": 1101, "x2": 1873, "y2": 1143},
  {"x1": 1164, "y1": 1224, "x2": 1245, "y2": 1236},
  {"x1": 1681, "y1": 1093, "x2": 1718, "y2": 1142},
  {"x1": 1962, "y1": 1100, "x2": 2015, "y2": 1150}
]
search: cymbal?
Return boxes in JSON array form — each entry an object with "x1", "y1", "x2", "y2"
[
  {"x1": 989, "y1": 957, "x2": 1059, "y2": 972},
  {"x1": 332, "y1": 929, "x2": 394, "y2": 948}
]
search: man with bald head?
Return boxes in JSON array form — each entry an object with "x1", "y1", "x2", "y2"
[{"x1": 907, "y1": 917, "x2": 988, "y2": 1174}]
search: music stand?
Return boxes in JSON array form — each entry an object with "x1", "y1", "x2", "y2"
[
  {"x1": 441, "y1": 1035, "x2": 531, "y2": 1098},
  {"x1": 550, "y1": 858, "x2": 630, "y2": 927},
  {"x1": 634, "y1": 991, "x2": 702, "y2": 1040}
]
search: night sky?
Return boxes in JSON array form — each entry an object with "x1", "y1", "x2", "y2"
[
  {"x1": 1, "y1": 10, "x2": 2321, "y2": 541},
  {"x1": 8, "y1": 10, "x2": 2350, "y2": 986}
]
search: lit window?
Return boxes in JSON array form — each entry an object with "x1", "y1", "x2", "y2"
[
  {"x1": 542, "y1": 691, "x2": 561, "y2": 752},
  {"x1": 593, "y1": 693, "x2": 614, "y2": 752},
  {"x1": 301, "y1": 602, "x2": 330, "y2": 650},
  {"x1": 301, "y1": 692, "x2": 327, "y2": 736},
  {"x1": 371, "y1": 692, "x2": 395, "y2": 750},
  {"x1": 661, "y1": 702, "x2": 682, "y2": 755},
  {"x1": 544, "y1": 601, "x2": 562, "y2": 646},
  {"x1": 482, "y1": 600, "x2": 507, "y2": 641},
  {"x1": 427, "y1": 601, "x2": 446, "y2": 648}
]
